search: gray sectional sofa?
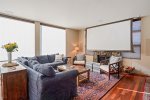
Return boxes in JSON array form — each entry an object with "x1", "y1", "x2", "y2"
[{"x1": 17, "y1": 54, "x2": 78, "y2": 100}]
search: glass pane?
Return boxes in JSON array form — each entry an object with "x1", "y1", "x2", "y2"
[
  {"x1": 0, "y1": 17, "x2": 35, "y2": 61},
  {"x1": 41, "y1": 26, "x2": 66, "y2": 55},
  {"x1": 132, "y1": 20, "x2": 141, "y2": 31},
  {"x1": 133, "y1": 32, "x2": 141, "y2": 45},
  {"x1": 121, "y1": 46, "x2": 141, "y2": 59}
]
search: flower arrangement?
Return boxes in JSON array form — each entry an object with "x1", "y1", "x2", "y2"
[{"x1": 2, "y1": 42, "x2": 18, "y2": 52}]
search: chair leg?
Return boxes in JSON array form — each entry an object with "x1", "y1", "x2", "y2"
[
  {"x1": 118, "y1": 74, "x2": 120, "y2": 79},
  {"x1": 108, "y1": 73, "x2": 110, "y2": 80},
  {"x1": 118, "y1": 67, "x2": 120, "y2": 79},
  {"x1": 118, "y1": 71, "x2": 120, "y2": 79},
  {"x1": 84, "y1": 64, "x2": 85, "y2": 67},
  {"x1": 100, "y1": 69, "x2": 101, "y2": 74}
]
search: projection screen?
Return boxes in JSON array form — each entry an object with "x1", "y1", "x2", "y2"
[{"x1": 87, "y1": 20, "x2": 131, "y2": 51}]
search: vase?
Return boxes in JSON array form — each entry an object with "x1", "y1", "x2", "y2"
[{"x1": 8, "y1": 52, "x2": 12, "y2": 63}]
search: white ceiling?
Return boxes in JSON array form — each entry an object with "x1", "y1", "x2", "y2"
[{"x1": 0, "y1": 0, "x2": 150, "y2": 29}]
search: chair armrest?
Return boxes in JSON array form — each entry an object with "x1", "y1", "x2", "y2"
[
  {"x1": 109, "y1": 61, "x2": 120, "y2": 66},
  {"x1": 62, "y1": 57, "x2": 68, "y2": 64},
  {"x1": 73, "y1": 56, "x2": 77, "y2": 64},
  {"x1": 108, "y1": 61, "x2": 121, "y2": 73}
]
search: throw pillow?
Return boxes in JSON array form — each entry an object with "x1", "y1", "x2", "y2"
[
  {"x1": 76, "y1": 54, "x2": 85, "y2": 61},
  {"x1": 33, "y1": 64, "x2": 56, "y2": 77},
  {"x1": 18, "y1": 57, "x2": 29, "y2": 66},
  {"x1": 36, "y1": 55, "x2": 49, "y2": 64},
  {"x1": 55, "y1": 54, "x2": 63, "y2": 62},
  {"x1": 47, "y1": 54, "x2": 55, "y2": 63},
  {"x1": 28, "y1": 60, "x2": 39, "y2": 68},
  {"x1": 109, "y1": 56, "x2": 122, "y2": 64}
]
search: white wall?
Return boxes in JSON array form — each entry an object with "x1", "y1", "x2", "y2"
[{"x1": 66, "y1": 29, "x2": 79, "y2": 63}]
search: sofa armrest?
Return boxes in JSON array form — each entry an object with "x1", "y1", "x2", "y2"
[
  {"x1": 55, "y1": 69, "x2": 78, "y2": 80},
  {"x1": 39, "y1": 69, "x2": 78, "y2": 93}
]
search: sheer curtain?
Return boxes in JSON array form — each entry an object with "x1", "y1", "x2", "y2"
[
  {"x1": 41, "y1": 25, "x2": 66, "y2": 55},
  {"x1": 0, "y1": 17, "x2": 35, "y2": 61}
]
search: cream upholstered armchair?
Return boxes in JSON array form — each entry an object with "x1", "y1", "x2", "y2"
[
  {"x1": 73, "y1": 53, "x2": 86, "y2": 67},
  {"x1": 100, "y1": 56, "x2": 122, "y2": 80}
]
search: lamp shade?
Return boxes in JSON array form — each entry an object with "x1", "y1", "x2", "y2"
[{"x1": 75, "y1": 47, "x2": 79, "y2": 51}]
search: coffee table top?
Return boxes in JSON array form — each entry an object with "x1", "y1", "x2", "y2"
[{"x1": 57, "y1": 65, "x2": 90, "y2": 73}]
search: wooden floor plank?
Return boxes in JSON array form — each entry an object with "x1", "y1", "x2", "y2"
[{"x1": 102, "y1": 74, "x2": 147, "y2": 100}]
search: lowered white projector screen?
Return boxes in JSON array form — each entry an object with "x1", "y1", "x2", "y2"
[{"x1": 87, "y1": 20, "x2": 131, "y2": 51}]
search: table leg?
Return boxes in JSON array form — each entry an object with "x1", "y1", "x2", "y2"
[
  {"x1": 76, "y1": 76, "x2": 79, "y2": 86},
  {"x1": 87, "y1": 70, "x2": 90, "y2": 81}
]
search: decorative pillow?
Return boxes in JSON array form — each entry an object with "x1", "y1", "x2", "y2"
[
  {"x1": 55, "y1": 54, "x2": 63, "y2": 62},
  {"x1": 28, "y1": 60, "x2": 39, "y2": 68},
  {"x1": 36, "y1": 55, "x2": 49, "y2": 64},
  {"x1": 76, "y1": 54, "x2": 85, "y2": 61},
  {"x1": 109, "y1": 56, "x2": 122, "y2": 64},
  {"x1": 33, "y1": 64, "x2": 56, "y2": 77},
  {"x1": 18, "y1": 57, "x2": 29, "y2": 66},
  {"x1": 47, "y1": 54, "x2": 55, "y2": 63}
]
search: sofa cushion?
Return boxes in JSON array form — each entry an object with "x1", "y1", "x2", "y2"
[
  {"x1": 47, "y1": 54, "x2": 55, "y2": 63},
  {"x1": 33, "y1": 64, "x2": 56, "y2": 77},
  {"x1": 36, "y1": 55, "x2": 49, "y2": 64},
  {"x1": 28, "y1": 60, "x2": 39, "y2": 68},
  {"x1": 55, "y1": 54, "x2": 63, "y2": 62},
  {"x1": 74, "y1": 61, "x2": 85, "y2": 65}
]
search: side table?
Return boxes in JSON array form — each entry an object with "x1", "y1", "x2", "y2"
[{"x1": 0, "y1": 61, "x2": 27, "y2": 100}]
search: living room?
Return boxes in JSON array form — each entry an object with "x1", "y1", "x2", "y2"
[{"x1": 0, "y1": 0, "x2": 150, "y2": 100}]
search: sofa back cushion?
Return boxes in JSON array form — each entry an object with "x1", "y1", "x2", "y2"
[
  {"x1": 36, "y1": 55, "x2": 49, "y2": 64},
  {"x1": 47, "y1": 54, "x2": 55, "y2": 63},
  {"x1": 28, "y1": 59, "x2": 39, "y2": 68},
  {"x1": 27, "y1": 57, "x2": 37, "y2": 61},
  {"x1": 33, "y1": 64, "x2": 56, "y2": 77}
]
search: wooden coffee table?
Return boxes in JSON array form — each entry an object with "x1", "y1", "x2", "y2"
[{"x1": 57, "y1": 65, "x2": 90, "y2": 86}]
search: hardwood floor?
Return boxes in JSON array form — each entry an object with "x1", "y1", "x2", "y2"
[{"x1": 102, "y1": 74, "x2": 149, "y2": 100}]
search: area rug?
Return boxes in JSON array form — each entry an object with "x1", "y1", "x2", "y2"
[{"x1": 74, "y1": 71, "x2": 123, "y2": 100}]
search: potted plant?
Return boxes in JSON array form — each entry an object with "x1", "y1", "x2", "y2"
[{"x1": 2, "y1": 42, "x2": 18, "y2": 63}]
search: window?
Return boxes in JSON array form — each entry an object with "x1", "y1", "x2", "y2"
[
  {"x1": 41, "y1": 25, "x2": 66, "y2": 55},
  {"x1": 121, "y1": 20, "x2": 141, "y2": 59},
  {"x1": 0, "y1": 17, "x2": 35, "y2": 61}
]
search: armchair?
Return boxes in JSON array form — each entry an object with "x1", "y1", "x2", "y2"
[
  {"x1": 100, "y1": 56, "x2": 122, "y2": 80},
  {"x1": 73, "y1": 53, "x2": 86, "y2": 67}
]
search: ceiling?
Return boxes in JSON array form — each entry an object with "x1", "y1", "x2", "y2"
[{"x1": 0, "y1": 0, "x2": 150, "y2": 29}]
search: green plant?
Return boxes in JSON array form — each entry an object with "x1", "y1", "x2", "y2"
[{"x1": 2, "y1": 42, "x2": 18, "y2": 52}]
